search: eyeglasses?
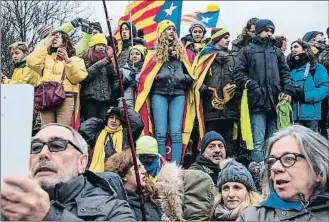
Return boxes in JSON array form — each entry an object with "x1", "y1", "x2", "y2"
[
  {"x1": 264, "y1": 153, "x2": 306, "y2": 170},
  {"x1": 31, "y1": 139, "x2": 83, "y2": 154}
]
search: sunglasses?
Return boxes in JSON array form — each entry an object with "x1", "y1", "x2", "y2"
[{"x1": 31, "y1": 139, "x2": 83, "y2": 154}]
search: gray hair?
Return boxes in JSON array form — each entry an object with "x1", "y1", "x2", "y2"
[
  {"x1": 262, "y1": 125, "x2": 329, "y2": 195},
  {"x1": 39, "y1": 123, "x2": 88, "y2": 154}
]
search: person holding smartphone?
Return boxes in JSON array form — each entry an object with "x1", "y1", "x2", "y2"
[
  {"x1": 27, "y1": 30, "x2": 88, "y2": 127},
  {"x1": 1, "y1": 42, "x2": 40, "y2": 86}
]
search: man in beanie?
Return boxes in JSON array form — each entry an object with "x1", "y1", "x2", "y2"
[
  {"x1": 189, "y1": 131, "x2": 226, "y2": 185},
  {"x1": 214, "y1": 159, "x2": 264, "y2": 220},
  {"x1": 181, "y1": 21, "x2": 207, "y2": 64},
  {"x1": 193, "y1": 28, "x2": 239, "y2": 158},
  {"x1": 91, "y1": 22, "x2": 103, "y2": 35},
  {"x1": 303, "y1": 30, "x2": 329, "y2": 139},
  {"x1": 231, "y1": 17, "x2": 259, "y2": 57},
  {"x1": 35, "y1": 18, "x2": 93, "y2": 57},
  {"x1": 234, "y1": 19, "x2": 294, "y2": 163},
  {"x1": 79, "y1": 106, "x2": 144, "y2": 172},
  {"x1": 136, "y1": 136, "x2": 166, "y2": 182}
]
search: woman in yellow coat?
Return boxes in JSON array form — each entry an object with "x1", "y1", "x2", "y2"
[
  {"x1": 27, "y1": 30, "x2": 88, "y2": 127},
  {"x1": 1, "y1": 42, "x2": 40, "y2": 86}
]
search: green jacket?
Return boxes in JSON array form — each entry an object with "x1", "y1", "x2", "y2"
[
  {"x1": 35, "y1": 22, "x2": 92, "y2": 57},
  {"x1": 239, "y1": 193, "x2": 329, "y2": 221}
]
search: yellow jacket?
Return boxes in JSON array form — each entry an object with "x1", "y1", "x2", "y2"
[
  {"x1": 3, "y1": 59, "x2": 40, "y2": 87},
  {"x1": 26, "y1": 47, "x2": 87, "y2": 93}
]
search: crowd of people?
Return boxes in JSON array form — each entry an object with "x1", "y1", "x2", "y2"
[{"x1": 1, "y1": 16, "x2": 329, "y2": 221}]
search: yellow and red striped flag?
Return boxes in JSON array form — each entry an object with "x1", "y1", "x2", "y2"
[{"x1": 114, "y1": 0, "x2": 166, "y2": 49}]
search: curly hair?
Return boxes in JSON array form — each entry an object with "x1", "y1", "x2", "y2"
[
  {"x1": 48, "y1": 30, "x2": 76, "y2": 57},
  {"x1": 155, "y1": 31, "x2": 187, "y2": 63},
  {"x1": 275, "y1": 35, "x2": 287, "y2": 49}
]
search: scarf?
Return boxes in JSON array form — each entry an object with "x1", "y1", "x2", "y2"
[
  {"x1": 261, "y1": 192, "x2": 304, "y2": 211},
  {"x1": 90, "y1": 49, "x2": 108, "y2": 64},
  {"x1": 288, "y1": 53, "x2": 310, "y2": 70},
  {"x1": 198, "y1": 43, "x2": 220, "y2": 59},
  {"x1": 195, "y1": 155, "x2": 221, "y2": 184},
  {"x1": 89, "y1": 126, "x2": 123, "y2": 173},
  {"x1": 144, "y1": 155, "x2": 161, "y2": 179},
  {"x1": 127, "y1": 59, "x2": 144, "y2": 72}
]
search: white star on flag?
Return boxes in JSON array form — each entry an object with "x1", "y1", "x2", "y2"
[
  {"x1": 164, "y1": 2, "x2": 177, "y2": 16},
  {"x1": 201, "y1": 16, "x2": 210, "y2": 24}
]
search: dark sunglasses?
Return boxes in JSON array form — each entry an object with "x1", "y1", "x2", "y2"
[
  {"x1": 264, "y1": 153, "x2": 306, "y2": 170},
  {"x1": 31, "y1": 139, "x2": 83, "y2": 154}
]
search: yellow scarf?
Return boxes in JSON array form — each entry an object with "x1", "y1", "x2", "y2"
[{"x1": 89, "y1": 126, "x2": 123, "y2": 173}]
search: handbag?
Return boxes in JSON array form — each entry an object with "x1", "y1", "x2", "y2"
[{"x1": 34, "y1": 68, "x2": 66, "y2": 111}]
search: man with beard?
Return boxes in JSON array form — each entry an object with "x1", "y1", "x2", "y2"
[
  {"x1": 234, "y1": 19, "x2": 294, "y2": 163},
  {"x1": 0, "y1": 123, "x2": 135, "y2": 221},
  {"x1": 189, "y1": 131, "x2": 226, "y2": 186},
  {"x1": 231, "y1": 17, "x2": 259, "y2": 57},
  {"x1": 303, "y1": 30, "x2": 329, "y2": 139}
]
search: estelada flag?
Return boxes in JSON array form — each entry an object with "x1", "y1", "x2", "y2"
[{"x1": 135, "y1": 50, "x2": 196, "y2": 161}]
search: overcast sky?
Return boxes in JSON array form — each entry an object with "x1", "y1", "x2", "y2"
[{"x1": 88, "y1": 0, "x2": 328, "y2": 54}]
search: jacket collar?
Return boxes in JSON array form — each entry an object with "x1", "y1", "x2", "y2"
[
  {"x1": 251, "y1": 36, "x2": 277, "y2": 47},
  {"x1": 14, "y1": 57, "x2": 27, "y2": 68}
]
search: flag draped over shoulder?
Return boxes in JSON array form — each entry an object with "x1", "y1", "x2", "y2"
[
  {"x1": 114, "y1": 0, "x2": 183, "y2": 49},
  {"x1": 181, "y1": 3, "x2": 220, "y2": 28},
  {"x1": 135, "y1": 50, "x2": 196, "y2": 158}
]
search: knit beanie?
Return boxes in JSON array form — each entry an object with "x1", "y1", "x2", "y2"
[
  {"x1": 157, "y1": 20, "x2": 176, "y2": 37},
  {"x1": 38, "y1": 24, "x2": 53, "y2": 39},
  {"x1": 136, "y1": 136, "x2": 158, "y2": 155},
  {"x1": 91, "y1": 22, "x2": 103, "y2": 33},
  {"x1": 89, "y1": 33, "x2": 108, "y2": 48},
  {"x1": 128, "y1": 45, "x2": 147, "y2": 59},
  {"x1": 217, "y1": 159, "x2": 256, "y2": 191},
  {"x1": 189, "y1": 21, "x2": 206, "y2": 35},
  {"x1": 210, "y1": 28, "x2": 229, "y2": 44},
  {"x1": 201, "y1": 131, "x2": 226, "y2": 154},
  {"x1": 255, "y1": 19, "x2": 275, "y2": 34},
  {"x1": 302, "y1": 31, "x2": 323, "y2": 43}
]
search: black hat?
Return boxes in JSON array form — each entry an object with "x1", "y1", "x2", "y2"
[
  {"x1": 255, "y1": 19, "x2": 275, "y2": 34},
  {"x1": 91, "y1": 22, "x2": 103, "y2": 33},
  {"x1": 104, "y1": 107, "x2": 122, "y2": 122}
]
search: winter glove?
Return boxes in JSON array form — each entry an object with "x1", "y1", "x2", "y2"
[
  {"x1": 80, "y1": 18, "x2": 92, "y2": 34},
  {"x1": 199, "y1": 84, "x2": 213, "y2": 98},
  {"x1": 294, "y1": 86, "x2": 305, "y2": 102},
  {"x1": 223, "y1": 83, "x2": 237, "y2": 103},
  {"x1": 127, "y1": 68, "x2": 137, "y2": 82},
  {"x1": 184, "y1": 74, "x2": 193, "y2": 87},
  {"x1": 71, "y1": 18, "x2": 81, "y2": 28}
]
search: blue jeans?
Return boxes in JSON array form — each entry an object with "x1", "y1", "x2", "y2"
[
  {"x1": 250, "y1": 112, "x2": 277, "y2": 162},
  {"x1": 152, "y1": 94, "x2": 185, "y2": 165}
]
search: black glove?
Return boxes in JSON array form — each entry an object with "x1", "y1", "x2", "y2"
[
  {"x1": 199, "y1": 84, "x2": 213, "y2": 98},
  {"x1": 127, "y1": 68, "x2": 137, "y2": 82},
  {"x1": 71, "y1": 18, "x2": 81, "y2": 28},
  {"x1": 294, "y1": 86, "x2": 305, "y2": 102}
]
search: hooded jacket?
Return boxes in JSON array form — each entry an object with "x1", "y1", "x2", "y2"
[
  {"x1": 234, "y1": 36, "x2": 295, "y2": 113},
  {"x1": 156, "y1": 162, "x2": 216, "y2": 221},
  {"x1": 44, "y1": 170, "x2": 135, "y2": 221},
  {"x1": 118, "y1": 22, "x2": 137, "y2": 68}
]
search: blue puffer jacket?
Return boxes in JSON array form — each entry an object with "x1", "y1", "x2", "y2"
[{"x1": 291, "y1": 64, "x2": 329, "y2": 121}]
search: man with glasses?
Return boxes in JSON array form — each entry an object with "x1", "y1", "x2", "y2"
[
  {"x1": 1, "y1": 123, "x2": 135, "y2": 221},
  {"x1": 234, "y1": 19, "x2": 295, "y2": 163},
  {"x1": 231, "y1": 17, "x2": 259, "y2": 57}
]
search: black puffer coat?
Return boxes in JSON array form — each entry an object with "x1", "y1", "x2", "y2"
[
  {"x1": 234, "y1": 36, "x2": 295, "y2": 113},
  {"x1": 201, "y1": 50, "x2": 239, "y2": 121},
  {"x1": 44, "y1": 171, "x2": 135, "y2": 221},
  {"x1": 80, "y1": 59, "x2": 117, "y2": 102},
  {"x1": 152, "y1": 57, "x2": 193, "y2": 96},
  {"x1": 79, "y1": 109, "x2": 144, "y2": 160}
]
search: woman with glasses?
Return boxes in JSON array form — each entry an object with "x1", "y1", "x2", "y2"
[
  {"x1": 105, "y1": 149, "x2": 163, "y2": 221},
  {"x1": 287, "y1": 40, "x2": 329, "y2": 132},
  {"x1": 239, "y1": 125, "x2": 329, "y2": 221},
  {"x1": 181, "y1": 21, "x2": 207, "y2": 64},
  {"x1": 2, "y1": 42, "x2": 40, "y2": 86}
]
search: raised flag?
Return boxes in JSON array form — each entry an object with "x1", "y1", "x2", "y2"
[{"x1": 181, "y1": 3, "x2": 220, "y2": 28}]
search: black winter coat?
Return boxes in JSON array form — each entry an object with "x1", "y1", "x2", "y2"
[
  {"x1": 79, "y1": 109, "x2": 144, "y2": 161},
  {"x1": 44, "y1": 171, "x2": 135, "y2": 221},
  {"x1": 80, "y1": 59, "x2": 117, "y2": 102},
  {"x1": 201, "y1": 50, "x2": 239, "y2": 121},
  {"x1": 152, "y1": 57, "x2": 193, "y2": 96},
  {"x1": 234, "y1": 36, "x2": 294, "y2": 112},
  {"x1": 126, "y1": 189, "x2": 162, "y2": 221}
]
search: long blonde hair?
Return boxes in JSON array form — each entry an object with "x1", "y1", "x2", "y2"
[{"x1": 155, "y1": 31, "x2": 187, "y2": 63}]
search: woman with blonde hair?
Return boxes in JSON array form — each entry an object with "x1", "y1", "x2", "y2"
[
  {"x1": 213, "y1": 159, "x2": 265, "y2": 220},
  {"x1": 105, "y1": 149, "x2": 162, "y2": 221},
  {"x1": 135, "y1": 20, "x2": 195, "y2": 165}
]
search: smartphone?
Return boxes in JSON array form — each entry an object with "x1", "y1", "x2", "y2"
[{"x1": 1, "y1": 85, "x2": 34, "y2": 184}]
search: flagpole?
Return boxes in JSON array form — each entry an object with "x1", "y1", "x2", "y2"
[
  {"x1": 101, "y1": 1, "x2": 146, "y2": 220},
  {"x1": 128, "y1": 0, "x2": 134, "y2": 68}
]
